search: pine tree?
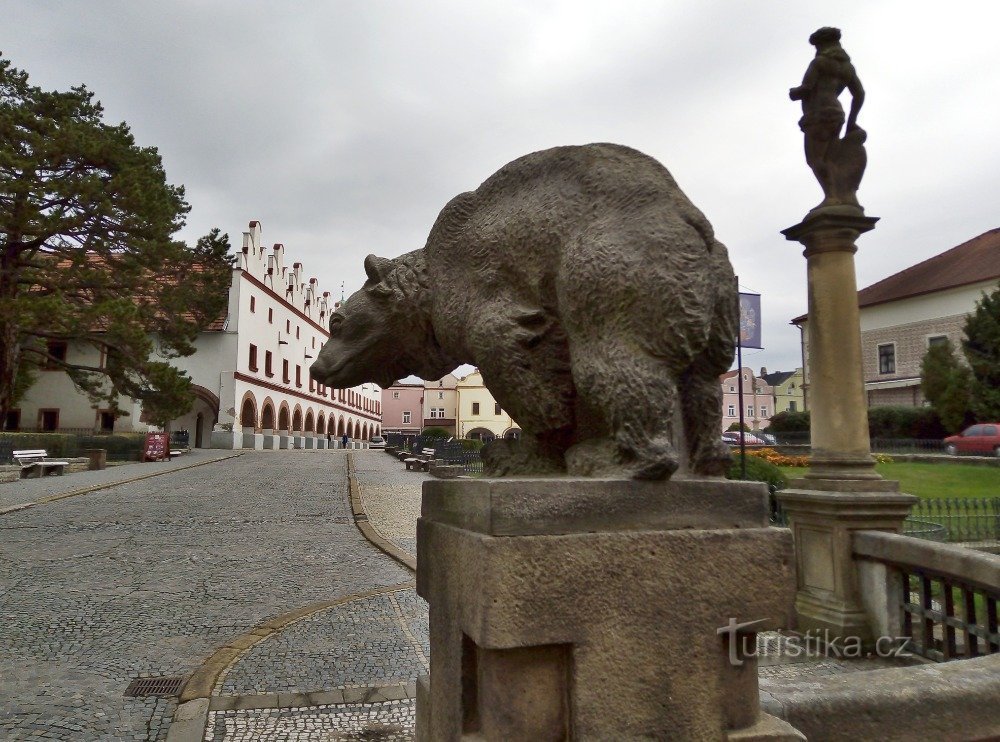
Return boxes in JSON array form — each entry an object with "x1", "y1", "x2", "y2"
[
  {"x1": 0, "y1": 55, "x2": 234, "y2": 429},
  {"x1": 962, "y1": 283, "x2": 1000, "y2": 421},
  {"x1": 919, "y1": 339, "x2": 972, "y2": 433}
]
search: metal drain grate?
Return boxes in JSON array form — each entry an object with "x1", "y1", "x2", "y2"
[{"x1": 124, "y1": 676, "x2": 185, "y2": 697}]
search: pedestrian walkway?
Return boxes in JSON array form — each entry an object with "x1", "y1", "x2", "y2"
[
  {"x1": 0, "y1": 448, "x2": 239, "y2": 511},
  {"x1": 0, "y1": 450, "x2": 414, "y2": 741}
]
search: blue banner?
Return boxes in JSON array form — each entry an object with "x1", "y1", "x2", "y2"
[{"x1": 738, "y1": 292, "x2": 762, "y2": 349}]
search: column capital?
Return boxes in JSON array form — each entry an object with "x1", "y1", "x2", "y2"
[{"x1": 782, "y1": 212, "x2": 879, "y2": 253}]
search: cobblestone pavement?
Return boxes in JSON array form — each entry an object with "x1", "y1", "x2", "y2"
[
  {"x1": 351, "y1": 450, "x2": 425, "y2": 560},
  {"x1": 0, "y1": 450, "x2": 413, "y2": 741},
  {"x1": 0, "y1": 449, "x2": 239, "y2": 511}
]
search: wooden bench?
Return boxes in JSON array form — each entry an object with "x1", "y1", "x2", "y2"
[
  {"x1": 13, "y1": 449, "x2": 69, "y2": 479},
  {"x1": 404, "y1": 447, "x2": 437, "y2": 472}
]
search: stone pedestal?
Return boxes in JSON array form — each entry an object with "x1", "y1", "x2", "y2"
[
  {"x1": 316, "y1": 438, "x2": 328, "y2": 449},
  {"x1": 304, "y1": 436, "x2": 316, "y2": 449},
  {"x1": 242, "y1": 432, "x2": 264, "y2": 450},
  {"x1": 417, "y1": 478, "x2": 798, "y2": 740},
  {"x1": 262, "y1": 433, "x2": 278, "y2": 450},
  {"x1": 278, "y1": 431, "x2": 291, "y2": 450},
  {"x1": 777, "y1": 487, "x2": 916, "y2": 644},
  {"x1": 292, "y1": 435, "x2": 304, "y2": 449},
  {"x1": 210, "y1": 430, "x2": 241, "y2": 450}
]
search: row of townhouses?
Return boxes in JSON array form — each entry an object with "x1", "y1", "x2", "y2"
[
  {"x1": 11, "y1": 222, "x2": 382, "y2": 449},
  {"x1": 382, "y1": 370, "x2": 521, "y2": 441}
]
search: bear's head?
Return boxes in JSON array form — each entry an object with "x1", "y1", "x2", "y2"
[{"x1": 310, "y1": 251, "x2": 457, "y2": 390}]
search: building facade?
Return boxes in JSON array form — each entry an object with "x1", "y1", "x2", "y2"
[
  {"x1": 760, "y1": 368, "x2": 806, "y2": 414},
  {"x1": 455, "y1": 370, "x2": 520, "y2": 441},
  {"x1": 793, "y1": 229, "x2": 1000, "y2": 408},
  {"x1": 9, "y1": 221, "x2": 382, "y2": 448},
  {"x1": 422, "y1": 374, "x2": 458, "y2": 436},
  {"x1": 720, "y1": 368, "x2": 774, "y2": 432},
  {"x1": 381, "y1": 382, "x2": 425, "y2": 437}
]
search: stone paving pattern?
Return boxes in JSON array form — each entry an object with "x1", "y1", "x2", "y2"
[
  {"x1": 206, "y1": 700, "x2": 414, "y2": 741},
  {"x1": 218, "y1": 589, "x2": 428, "y2": 695},
  {"x1": 352, "y1": 452, "x2": 425, "y2": 559},
  {"x1": 0, "y1": 450, "x2": 411, "y2": 740},
  {"x1": 0, "y1": 449, "x2": 237, "y2": 510}
]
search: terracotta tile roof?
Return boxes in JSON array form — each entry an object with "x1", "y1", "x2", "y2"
[
  {"x1": 857, "y1": 228, "x2": 1000, "y2": 308},
  {"x1": 792, "y1": 228, "x2": 1000, "y2": 323},
  {"x1": 761, "y1": 370, "x2": 796, "y2": 387}
]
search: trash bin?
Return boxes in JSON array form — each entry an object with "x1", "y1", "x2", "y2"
[{"x1": 83, "y1": 448, "x2": 107, "y2": 471}]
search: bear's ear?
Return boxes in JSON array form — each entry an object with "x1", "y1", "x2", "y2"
[{"x1": 364, "y1": 255, "x2": 393, "y2": 284}]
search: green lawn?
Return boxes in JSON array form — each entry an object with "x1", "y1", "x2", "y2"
[{"x1": 778, "y1": 462, "x2": 1000, "y2": 500}]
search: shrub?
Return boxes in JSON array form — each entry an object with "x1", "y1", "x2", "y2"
[
  {"x1": 767, "y1": 410, "x2": 810, "y2": 433},
  {"x1": 421, "y1": 426, "x2": 451, "y2": 439},
  {"x1": 726, "y1": 453, "x2": 788, "y2": 492},
  {"x1": 867, "y1": 406, "x2": 947, "y2": 439}
]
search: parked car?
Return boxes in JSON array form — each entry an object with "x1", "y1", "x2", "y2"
[
  {"x1": 369, "y1": 435, "x2": 386, "y2": 450},
  {"x1": 943, "y1": 424, "x2": 1000, "y2": 456},
  {"x1": 721, "y1": 431, "x2": 766, "y2": 446}
]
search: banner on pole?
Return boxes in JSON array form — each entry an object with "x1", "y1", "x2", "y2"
[{"x1": 738, "y1": 292, "x2": 762, "y2": 349}]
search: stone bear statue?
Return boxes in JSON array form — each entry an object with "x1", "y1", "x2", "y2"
[{"x1": 310, "y1": 143, "x2": 737, "y2": 479}]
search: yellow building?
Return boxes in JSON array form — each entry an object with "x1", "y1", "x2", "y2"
[
  {"x1": 455, "y1": 370, "x2": 521, "y2": 441},
  {"x1": 760, "y1": 368, "x2": 806, "y2": 414}
]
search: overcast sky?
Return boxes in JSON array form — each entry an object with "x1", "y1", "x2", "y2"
[{"x1": 4, "y1": 1, "x2": 998, "y2": 375}]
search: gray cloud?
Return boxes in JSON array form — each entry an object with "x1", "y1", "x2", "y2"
[{"x1": 4, "y1": 0, "x2": 998, "y2": 373}]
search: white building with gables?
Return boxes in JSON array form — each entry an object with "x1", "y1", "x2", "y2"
[{"x1": 10, "y1": 221, "x2": 382, "y2": 449}]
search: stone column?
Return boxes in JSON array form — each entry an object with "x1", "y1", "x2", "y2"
[
  {"x1": 778, "y1": 213, "x2": 916, "y2": 643},
  {"x1": 416, "y1": 478, "x2": 801, "y2": 740}
]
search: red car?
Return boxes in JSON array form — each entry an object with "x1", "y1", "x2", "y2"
[{"x1": 943, "y1": 423, "x2": 1000, "y2": 457}]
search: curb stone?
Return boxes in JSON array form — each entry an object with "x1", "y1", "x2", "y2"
[{"x1": 346, "y1": 452, "x2": 417, "y2": 571}]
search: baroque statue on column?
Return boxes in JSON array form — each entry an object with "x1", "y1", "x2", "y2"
[{"x1": 789, "y1": 27, "x2": 867, "y2": 216}]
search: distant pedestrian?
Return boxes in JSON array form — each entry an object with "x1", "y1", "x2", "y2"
[{"x1": 342, "y1": 434, "x2": 349, "y2": 449}]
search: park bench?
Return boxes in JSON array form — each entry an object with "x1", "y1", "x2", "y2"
[
  {"x1": 404, "y1": 447, "x2": 437, "y2": 472},
  {"x1": 13, "y1": 449, "x2": 69, "y2": 479}
]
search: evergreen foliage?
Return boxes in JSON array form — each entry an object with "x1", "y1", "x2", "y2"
[
  {"x1": 726, "y1": 454, "x2": 788, "y2": 492},
  {"x1": 421, "y1": 426, "x2": 451, "y2": 438},
  {"x1": 0, "y1": 55, "x2": 234, "y2": 429},
  {"x1": 962, "y1": 283, "x2": 1000, "y2": 422},
  {"x1": 919, "y1": 339, "x2": 973, "y2": 433}
]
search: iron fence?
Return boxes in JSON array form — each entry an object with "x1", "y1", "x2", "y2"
[{"x1": 909, "y1": 498, "x2": 1000, "y2": 544}]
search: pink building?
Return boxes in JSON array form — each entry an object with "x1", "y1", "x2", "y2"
[
  {"x1": 720, "y1": 367, "x2": 774, "y2": 432},
  {"x1": 382, "y1": 382, "x2": 424, "y2": 436}
]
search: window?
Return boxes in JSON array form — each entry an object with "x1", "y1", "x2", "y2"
[
  {"x1": 296, "y1": 326, "x2": 300, "y2": 339},
  {"x1": 310, "y1": 377, "x2": 315, "y2": 392},
  {"x1": 727, "y1": 405, "x2": 735, "y2": 417},
  {"x1": 286, "y1": 319, "x2": 291, "y2": 333},
  {"x1": 250, "y1": 296, "x2": 256, "y2": 313},
  {"x1": 249, "y1": 344, "x2": 258, "y2": 371},
  {"x1": 472, "y1": 402, "x2": 480, "y2": 415},
  {"x1": 393, "y1": 391, "x2": 400, "y2": 399},
  {"x1": 296, "y1": 365, "x2": 302, "y2": 387},
  {"x1": 760, "y1": 406, "x2": 768, "y2": 417},
  {"x1": 438, "y1": 392, "x2": 444, "y2": 399},
  {"x1": 495, "y1": 403, "x2": 501, "y2": 415},
  {"x1": 98, "y1": 411, "x2": 115, "y2": 433},
  {"x1": 283, "y1": 360, "x2": 290, "y2": 383},
  {"x1": 878, "y1": 343, "x2": 895, "y2": 375},
  {"x1": 265, "y1": 351, "x2": 273, "y2": 377},
  {"x1": 268, "y1": 308, "x2": 273, "y2": 324},
  {"x1": 39, "y1": 409, "x2": 59, "y2": 431},
  {"x1": 44, "y1": 341, "x2": 68, "y2": 369},
  {"x1": 928, "y1": 335, "x2": 948, "y2": 349},
  {"x1": 729, "y1": 386, "x2": 735, "y2": 392},
  {"x1": 430, "y1": 408, "x2": 444, "y2": 418},
  {"x1": 5, "y1": 409, "x2": 20, "y2": 431},
  {"x1": 789, "y1": 401, "x2": 797, "y2": 412},
  {"x1": 747, "y1": 405, "x2": 754, "y2": 417},
  {"x1": 403, "y1": 411, "x2": 411, "y2": 424},
  {"x1": 98, "y1": 345, "x2": 107, "y2": 369},
  {"x1": 312, "y1": 337, "x2": 316, "y2": 349}
]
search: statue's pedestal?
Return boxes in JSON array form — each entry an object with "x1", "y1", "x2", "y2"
[{"x1": 417, "y1": 478, "x2": 800, "y2": 740}]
